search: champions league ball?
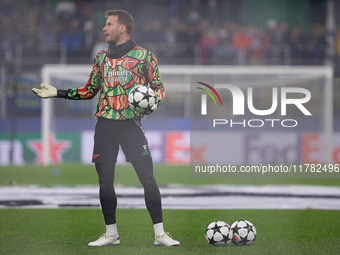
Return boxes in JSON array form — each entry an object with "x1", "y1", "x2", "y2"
[
  {"x1": 231, "y1": 220, "x2": 257, "y2": 246},
  {"x1": 205, "y1": 221, "x2": 233, "y2": 246},
  {"x1": 128, "y1": 85, "x2": 156, "y2": 114}
]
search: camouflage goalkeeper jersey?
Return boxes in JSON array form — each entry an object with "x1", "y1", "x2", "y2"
[{"x1": 66, "y1": 45, "x2": 165, "y2": 120}]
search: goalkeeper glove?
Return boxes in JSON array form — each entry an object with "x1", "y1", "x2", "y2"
[
  {"x1": 146, "y1": 104, "x2": 157, "y2": 115},
  {"x1": 32, "y1": 83, "x2": 57, "y2": 98},
  {"x1": 144, "y1": 97, "x2": 158, "y2": 115}
]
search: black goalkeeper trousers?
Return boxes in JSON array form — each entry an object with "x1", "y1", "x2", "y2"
[{"x1": 95, "y1": 158, "x2": 163, "y2": 225}]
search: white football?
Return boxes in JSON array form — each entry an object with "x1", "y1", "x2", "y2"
[
  {"x1": 231, "y1": 219, "x2": 257, "y2": 246},
  {"x1": 128, "y1": 85, "x2": 156, "y2": 114},
  {"x1": 205, "y1": 220, "x2": 233, "y2": 246}
]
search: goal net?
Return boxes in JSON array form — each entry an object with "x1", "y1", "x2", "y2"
[
  {"x1": 40, "y1": 64, "x2": 191, "y2": 165},
  {"x1": 40, "y1": 65, "x2": 333, "y2": 166}
]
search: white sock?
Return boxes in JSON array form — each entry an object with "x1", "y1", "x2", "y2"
[
  {"x1": 153, "y1": 222, "x2": 165, "y2": 237},
  {"x1": 106, "y1": 223, "x2": 118, "y2": 237}
]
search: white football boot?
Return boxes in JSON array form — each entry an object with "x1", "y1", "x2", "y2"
[
  {"x1": 154, "y1": 233, "x2": 180, "y2": 246},
  {"x1": 88, "y1": 233, "x2": 120, "y2": 246}
]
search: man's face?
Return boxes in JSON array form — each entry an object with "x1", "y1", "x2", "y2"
[{"x1": 103, "y1": 15, "x2": 124, "y2": 44}]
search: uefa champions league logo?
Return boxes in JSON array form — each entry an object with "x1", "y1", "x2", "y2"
[{"x1": 196, "y1": 82, "x2": 312, "y2": 128}]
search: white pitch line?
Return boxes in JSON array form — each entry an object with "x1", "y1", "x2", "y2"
[{"x1": 0, "y1": 185, "x2": 339, "y2": 209}]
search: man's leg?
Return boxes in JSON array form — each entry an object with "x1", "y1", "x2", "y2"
[
  {"x1": 120, "y1": 119, "x2": 179, "y2": 246},
  {"x1": 95, "y1": 162, "x2": 117, "y2": 226},
  {"x1": 132, "y1": 159, "x2": 162, "y2": 224},
  {"x1": 88, "y1": 162, "x2": 120, "y2": 247},
  {"x1": 132, "y1": 159, "x2": 180, "y2": 246},
  {"x1": 89, "y1": 118, "x2": 120, "y2": 246}
]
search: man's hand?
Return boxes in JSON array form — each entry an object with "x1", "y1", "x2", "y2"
[
  {"x1": 150, "y1": 104, "x2": 157, "y2": 112},
  {"x1": 144, "y1": 97, "x2": 158, "y2": 115},
  {"x1": 32, "y1": 83, "x2": 57, "y2": 98}
]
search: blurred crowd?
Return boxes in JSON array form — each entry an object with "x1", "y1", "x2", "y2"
[{"x1": 0, "y1": 0, "x2": 338, "y2": 66}]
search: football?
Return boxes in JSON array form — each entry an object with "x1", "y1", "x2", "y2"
[
  {"x1": 128, "y1": 85, "x2": 156, "y2": 114},
  {"x1": 231, "y1": 220, "x2": 257, "y2": 246},
  {"x1": 205, "y1": 221, "x2": 233, "y2": 246}
]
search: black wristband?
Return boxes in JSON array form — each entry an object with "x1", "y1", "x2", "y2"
[{"x1": 56, "y1": 89, "x2": 68, "y2": 98}]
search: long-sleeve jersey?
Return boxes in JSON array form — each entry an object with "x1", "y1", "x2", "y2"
[{"x1": 66, "y1": 45, "x2": 165, "y2": 120}]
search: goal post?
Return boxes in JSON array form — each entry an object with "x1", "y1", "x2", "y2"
[
  {"x1": 40, "y1": 65, "x2": 333, "y2": 165},
  {"x1": 41, "y1": 65, "x2": 93, "y2": 165}
]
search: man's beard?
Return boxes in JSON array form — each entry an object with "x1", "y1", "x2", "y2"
[{"x1": 106, "y1": 35, "x2": 119, "y2": 46}]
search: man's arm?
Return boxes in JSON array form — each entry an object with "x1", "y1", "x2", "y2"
[
  {"x1": 146, "y1": 53, "x2": 165, "y2": 112},
  {"x1": 32, "y1": 57, "x2": 103, "y2": 100}
]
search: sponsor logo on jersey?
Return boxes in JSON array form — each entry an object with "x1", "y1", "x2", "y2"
[{"x1": 104, "y1": 69, "x2": 132, "y2": 83}]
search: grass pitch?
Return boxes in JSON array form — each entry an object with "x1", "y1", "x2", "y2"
[
  {"x1": 0, "y1": 209, "x2": 339, "y2": 255},
  {"x1": 0, "y1": 164, "x2": 339, "y2": 254}
]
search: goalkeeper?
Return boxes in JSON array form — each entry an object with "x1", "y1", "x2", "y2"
[{"x1": 32, "y1": 9, "x2": 180, "y2": 247}]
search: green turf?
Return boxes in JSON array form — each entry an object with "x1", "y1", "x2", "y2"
[
  {"x1": 1, "y1": 164, "x2": 339, "y2": 254},
  {"x1": 0, "y1": 209, "x2": 339, "y2": 255},
  {"x1": 0, "y1": 164, "x2": 339, "y2": 187}
]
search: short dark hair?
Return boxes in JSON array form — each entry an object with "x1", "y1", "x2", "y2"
[{"x1": 105, "y1": 9, "x2": 134, "y2": 35}]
